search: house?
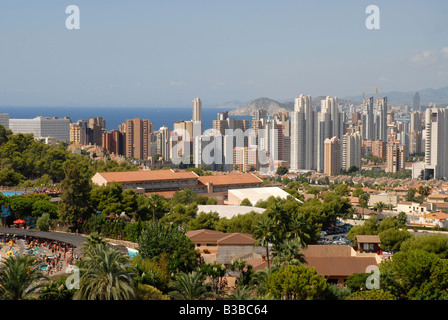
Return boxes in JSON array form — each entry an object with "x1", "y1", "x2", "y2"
[
  {"x1": 427, "y1": 194, "x2": 448, "y2": 204},
  {"x1": 409, "y1": 211, "x2": 448, "y2": 228},
  {"x1": 368, "y1": 193, "x2": 398, "y2": 207},
  {"x1": 355, "y1": 235, "x2": 381, "y2": 253},
  {"x1": 300, "y1": 245, "x2": 381, "y2": 286},
  {"x1": 186, "y1": 229, "x2": 266, "y2": 265},
  {"x1": 394, "y1": 201, "x2": 430, "y2": 215}
]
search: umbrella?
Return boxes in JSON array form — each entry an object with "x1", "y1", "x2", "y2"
[{"x1": 14, "y1": 219, "x2": 26, "y2": 224}]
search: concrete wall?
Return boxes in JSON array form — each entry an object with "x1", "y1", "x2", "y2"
[{"x1": 216, "y1": 245, "x2": 266, "y2": 264}]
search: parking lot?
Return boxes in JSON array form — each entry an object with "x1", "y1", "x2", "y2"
[{"x1": 317, "y1": 223, "x2": 353, "y2": 246}]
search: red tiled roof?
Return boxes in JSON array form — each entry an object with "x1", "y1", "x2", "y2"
[
  {"x1": 186, "y1": 229, "x2": 256, "y2": 245},
  {"x1": 305, "y1": 256, "x2": 378, "y2": 276},
  {"x1": 217, "y1": 233, "x2": 256, "y2": 246},
  {"x1": 186, "y1": 229, "x2": 226, "y2": 244},
  {"x1": 356, "y1": 235, "x2": 381, "y2": 243}
]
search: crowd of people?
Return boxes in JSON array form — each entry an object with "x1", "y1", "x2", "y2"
[{"x1": 0, "y1": 233, "x2": 79, "y2": 276}]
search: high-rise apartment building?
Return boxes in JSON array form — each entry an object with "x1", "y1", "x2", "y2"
[
  {"x1": 292, "y1": 94, "x2": 316, "y2": 170},
  {"x1": 413, "y1": 92, "x2": 421, "y2": 111},
  {"x1": 410, "y1": 111, "x2": 423, "y2": 132},
  {"x1": 192, "y1": 97, "x2": 202, "y2": 122},
  {"x1": 362, "y1": 96, "x2": 375, "y2": 140},
  {"x1": 157, "y1": 126, "x2": 170, "y2": 161},
  {"x1": 386, "y1": 138, "x2": 406, "y2": 173},
  {"x1": 424, "y1": 107, "x2": 448, "y2": 179},
  {"x1": 376, "y1": 97, "x2": 388, "y2": 142},
  {"x1": 103, "y1": 130, "x2": 125, "y2": 156},
  {"x1": 324, "y1": 136, "x2": 341, "y2": 176},
  {"x1": 120, "y1": 117, "x2": 153, "y2": 160},
  {"x1": 342, "y1": 132, "x2": 362, "y2": 172},
  {"x1": 408, "y1": 131, "x2": 423, "y2": 155}
]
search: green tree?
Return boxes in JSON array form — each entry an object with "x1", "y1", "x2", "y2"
[
  {"x1": 135, "y1": 284, "x2": 170, "y2": 300},
  {"x1": 168, "y1": 271, "x2": 212, "y2": 300},
  {"x1": 271, "y1": 239, "x2": 306, "y2": 268},
  {"x1": 379, "y1": 249, "x2": 448, "y2": 300},
  {"x1": 276, "y1": 166, "x2": 288, "y2": 176},
  {"x1": 253, "y1": 215, "x2": 275, "y2": 269},
  {"x1": 240, "y1": 198, "x2": 253, "y2": 207},
  {"x1": 346, "y1": 289, "x2": 396, "y2": 300},
  {"x1": 378, "y1": 228, "x2": 412, "y2": 252},
  {"x1": 36, "y1": 212, "x2": 52, "y2": 231},
  {"x1": 0, "y1": 255, "x2": 47, "y2": 300},
  {"x1": 147, "y1": 193, "x2": 166, "y2": 223},
  {"x1": 138, "y1": 222, "x2": 200, "y2": 273},
  {"x1": 40, "y1": 277, "x2": 75, "y2": 300},
  {"x1": 266, "y1": 264, "x2": 328, "y2": 300},
  {"x1": 58, "y1": 162, "x2": 92, "y2": 225},
  {"x1": 75, "y1": 242, "x2": 137, "y2": 300},
  {"x1": 188, "y1": 211, "x2": 220, "y2": 231},
  {"x1": 400, "y1": 234, "x2": 448, "y2": 259},
  {"x1": 405, "y1": 188, "x2": 417, "y2": 202},
  {"x1": 32, "y1": 200, "x2": 58, "y2": 219}
]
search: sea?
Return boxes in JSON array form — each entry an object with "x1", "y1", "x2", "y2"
[{"x1": 1, "y1": 106, "x2": 252, "y2": 132}]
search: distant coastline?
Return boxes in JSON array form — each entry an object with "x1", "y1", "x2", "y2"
[{"x1": 0, "y1": 106, "x2": 250, "y2": 132}]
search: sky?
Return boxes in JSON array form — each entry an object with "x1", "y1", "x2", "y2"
[{"x1": 0, "y1": 0, "x2": 447, "y2": 108}]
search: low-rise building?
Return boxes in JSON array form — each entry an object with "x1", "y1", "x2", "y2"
[{"x1": 186, "y1": 229, "x2": 266, "y2": 265}]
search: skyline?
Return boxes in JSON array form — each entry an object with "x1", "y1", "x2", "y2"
[{"x1": 0, "y1": 1, "x2": 447, "y2": 107}]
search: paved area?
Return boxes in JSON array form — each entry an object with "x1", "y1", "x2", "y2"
[{"x1": 0, "y1": 228, "x2": 87, "y2": 248}]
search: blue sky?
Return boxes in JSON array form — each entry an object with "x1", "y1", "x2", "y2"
[{"x1": 0, "y1": 0, "x2": 447, "y2": 107}]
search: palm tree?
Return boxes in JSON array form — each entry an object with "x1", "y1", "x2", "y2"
[
  {"x1": 147, "y1": 193, "x2": 164, "y2": 223},
  {"x1": 288, "y1": 214, "x2": 312, "y2": 247},
  {"x1": 74, "y1": 243, "x2": 137, "y2": 300},
  {"x1": 253, "y1": 215, "x2": 274, "y2": 269},
  {"x1": 168, "y1": 271, "x2": 212, "y2": 300},
  {"x1": 0, "y1": 255, "x2": 47, "y2": 300},
  {"x1": 271, "y1": 239, "x2": 306, "y2": 268},
  {"x1": 226, "y1": 285, "x2": 253, "y2": 300},
  {"x1": 249, "y1": 268, "x2": 272, "y2": 297},
  {"x1": 374, "y1": 201, "x2": 386, "y2": 213}
]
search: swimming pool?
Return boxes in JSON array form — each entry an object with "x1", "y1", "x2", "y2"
[
  {"x1": 127, "y1": 248, "x2": 139, "y2": 258},
  {"x1": 1, "y1": 192, "x2": 24, "y2": 197}
]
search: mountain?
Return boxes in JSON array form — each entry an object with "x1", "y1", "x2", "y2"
[
  {"x1": 228, "y1": 96, "x2": 360, "y2": 116},
  {"x1": 228, "y1": 97, "x2": 291, "y2": 116}
]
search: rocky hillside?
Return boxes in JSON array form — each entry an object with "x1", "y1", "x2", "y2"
[{"x1": 228, "y1": 97, "x2": 291, "y2": 116}]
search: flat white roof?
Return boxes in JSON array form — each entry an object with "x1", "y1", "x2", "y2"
[
  {"x1": 197, "y1": 205, "x2": 265, "y2": 219},
  {"x1": 228, "y1": 186, "x2": 292, "y2": 204}
]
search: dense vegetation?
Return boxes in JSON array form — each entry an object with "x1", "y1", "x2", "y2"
[{"x1": 0, "y1": 128, "x2": 447, "y2": 301}]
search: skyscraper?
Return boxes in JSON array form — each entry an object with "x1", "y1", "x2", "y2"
[
  {"x1": 294, "y1": 94, "x2": 315, "y2": 170},
  {"x1": 410, "y1": 111, "x2": 423, "y2": 132},
  {"x1": 120, "y1": 117, "x2": 153, "y2": 160},
  {"x1": 324, "y1": 136, "x2": 341, "y2": 176},
  {"x1": 413, "y1": 92, "x2": 421, "y2": 111},
  {"x1": 342, "y1": 132, "x2": 362, "y2": 172},
  {"x1": 290, "y1": 110, "x2": 306, "y2": 171},
  {"x1": 386, "y1": 138, "x2": 406, "y2": 173},
  {"x1": 424, "y1": 107, "x2": 448, "y2": 179},
  {"x1": 362, "y1": 96, "x2": 375, "y2": 140},
  {"x1": 376, "y1": 97, "x2": 388, "y2": 142},
  {"x1": 192, "y1": 97, "x2": 202, "y2": 122}
]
